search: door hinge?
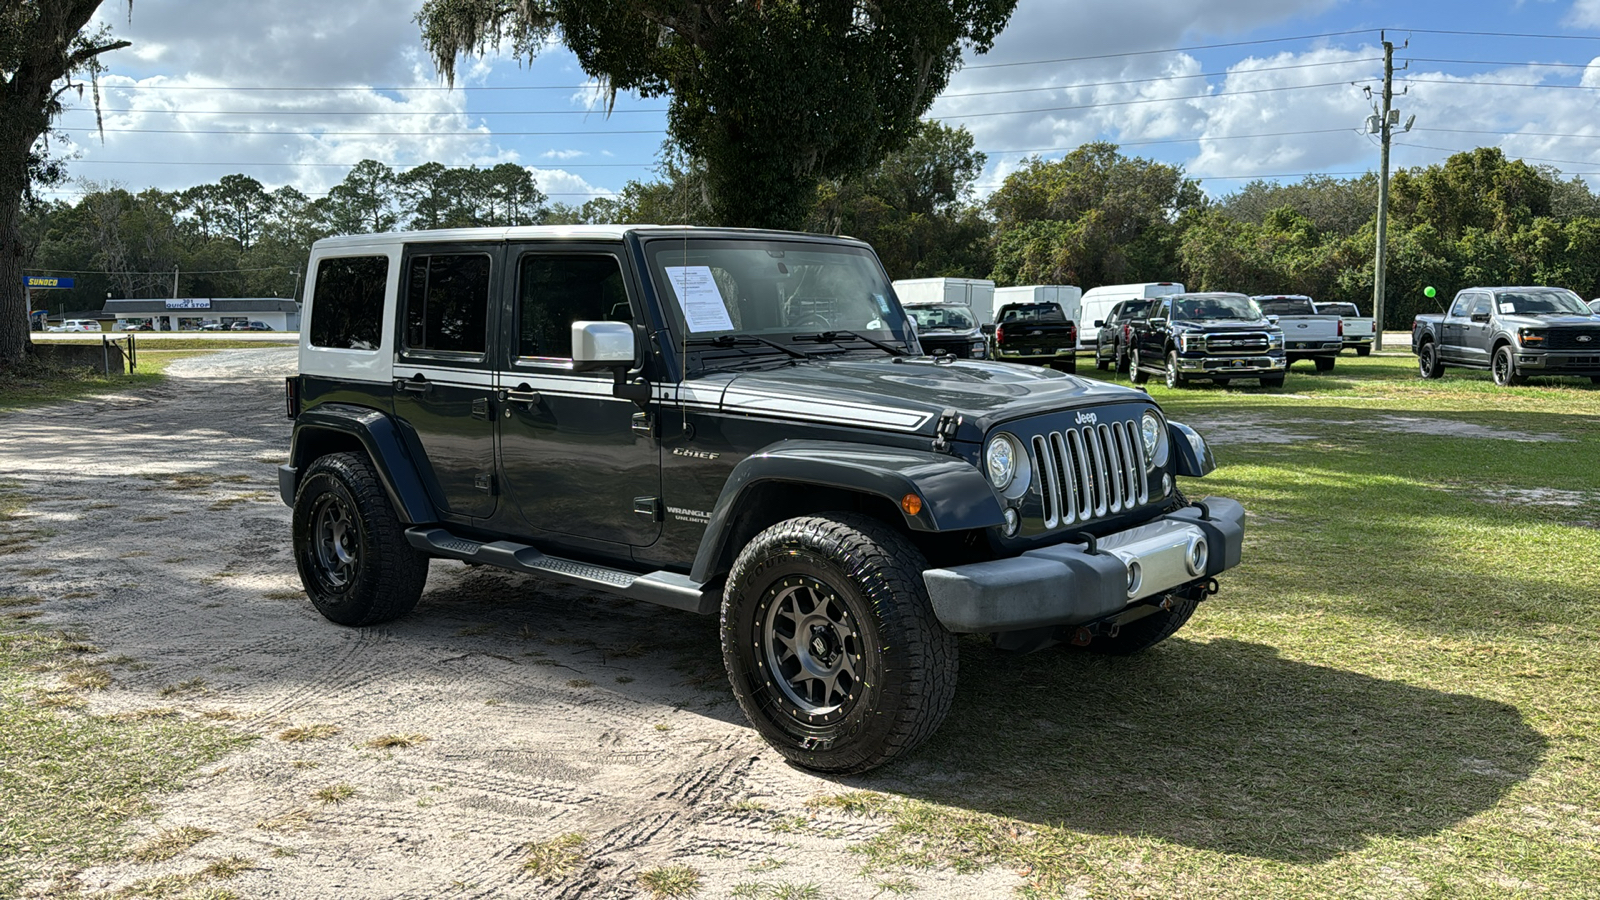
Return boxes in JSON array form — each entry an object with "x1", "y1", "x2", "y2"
[
  {"x1": 475, "y1": 473, "x2": 494, "y2": 494},
  {"x1": 472, "y1": 398, "x2": 491, "y2": 421},
  {"x1": 633, "y1": 496, "x2": 662, "y2": 520},
  {"x1": 631, "y1": 411, "x2": 654, "y2": 438}
]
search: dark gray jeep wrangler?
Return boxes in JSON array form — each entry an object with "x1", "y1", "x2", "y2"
[{"x1": 280, "y1": 225, "x2": 1245, "y2": 773}]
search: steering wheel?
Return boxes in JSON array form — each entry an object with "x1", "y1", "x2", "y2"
[{"x1": 792, "y1": 313, "x2": 832, "y2": 330}]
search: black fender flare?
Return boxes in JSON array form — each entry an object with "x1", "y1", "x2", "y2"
[
  {"x1": 1167, "y1": 420, "x2": 1216, "y2": 478},
  {"x1": 282, "y1": 404, "x2": 439, "y2": 525},
  {"x1": 689, "y1": 439, "x2": 1005, "y2": 584}
]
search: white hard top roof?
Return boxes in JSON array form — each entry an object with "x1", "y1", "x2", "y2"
[{"x1": 310, "y1": 224, "x2": 867, "y2": 251}]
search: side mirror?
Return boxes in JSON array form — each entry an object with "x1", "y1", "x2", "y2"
[
  {"x1": 1093, "y1": 319, "x2": 1105, "y2": 328},
  {"x1": 980, "y1": 324, "x2": 995, "y2": 336},
  {"x1": 571, "y1": 321, "x2": 636, "y2": 372},
  {"x1": 1470, "y1": 312, "x2": 1490, "y2": 324},
  {"x1": 1266, "y1": 315, "x2": 1280, "y2": 325}
]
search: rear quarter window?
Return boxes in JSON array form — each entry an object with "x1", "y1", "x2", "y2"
[{"x1": 310, "y1": 256, "x2": 389, "y2": 350}]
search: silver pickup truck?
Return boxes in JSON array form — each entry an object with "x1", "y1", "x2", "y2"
[
  {"x1": 1312, "y1": 301, "x2": 1376, "y2": 356},
  {"x1": 1252, "y1": 295, "x2": 1343, "y2": 372}
]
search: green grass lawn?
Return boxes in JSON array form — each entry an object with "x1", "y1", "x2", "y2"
[
  {"x1": 826, "y1": 352, "x2": 1600, "y2": 898},
  {"x1": 0, "y1": 347, "x2": 273, "y2": 413}
]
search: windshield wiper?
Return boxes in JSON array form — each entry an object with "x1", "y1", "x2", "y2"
[
  {"x1": 794, "y1": 330, "x2": 909, "y2": 357},
  {"x1": 685, "y1": 334, "x2": 813, "y2": 360}
]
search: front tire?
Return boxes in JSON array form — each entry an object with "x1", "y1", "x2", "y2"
[
  {"x1": 1260, "y1": 374, "x2": 1285, "y2": 388},
  {"x1": 1129, "y1": 348, "x2": 1149, "y2": 384},
  {"x1": 721, "y1": 513, "x2": 957, "y2": 774},
  {"x1": 1314, "y1": 355, "x2": 1335, "y2": 373},
  {"x1": 1165, "y1": 350, "x2": 1188, "y2": 389},
  {"x1": 1492, "y1": 345, "x2": 1525, "y2": 386},
  {"x1": 292, "y1": 452, "x2": 428, "y2": 626}
]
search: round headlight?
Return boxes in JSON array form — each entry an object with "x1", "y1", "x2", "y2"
[
  {"x1": 985, "y1": 435, "x2": 1017, "y2": 490},
  {"x1": 1141, "y1": 411, "x2": 1170, "y2": 470}
]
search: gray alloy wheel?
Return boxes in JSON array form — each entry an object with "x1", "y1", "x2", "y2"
[
  {"x1": 761, "y1": 578, "x2": 864, "y2": 714},
  {"x1": 1165, "y1": 349, "x2": 1187, "y2": 389},
  {"x1": 1129, "y1": 348, "x2": 1149, "y2": 384},
  {"x1": 1492, "y1": 344, "x2": 1524, "y2": 386}
]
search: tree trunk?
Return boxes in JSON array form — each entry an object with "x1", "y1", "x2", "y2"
[{"x1": 0, "y1": 191, "x2": 31, "y2": 367}]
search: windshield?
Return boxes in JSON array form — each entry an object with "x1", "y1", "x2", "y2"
[
  {"x1": 1495, "y1": 289, "x2": 1591, "y2": 315},
  {"x1": 907, "y1": 304, "x2": 976, "y2": 331},
  {"x1": 1254, "y1": 297, "x2": 1316, "y2": 316},
  {"x1": 1172, "y1": 294, "x2": 1263, "y2": 322},
  {"x1": 644, "y1": 238, "x2": 913, "y2": 346}
]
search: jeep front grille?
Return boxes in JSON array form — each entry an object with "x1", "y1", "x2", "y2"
[{"x1": 1030, "y1": 421, "x2": 1149, "y2": 529}]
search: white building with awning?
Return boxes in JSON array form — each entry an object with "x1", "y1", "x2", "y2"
[{"x1": 103, "y1": 298, "x2": 302, "y2": 332}]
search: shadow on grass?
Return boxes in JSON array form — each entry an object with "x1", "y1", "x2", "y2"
[{"x1": 865, "y1": 635, "x2": 1544, "y2": 863}]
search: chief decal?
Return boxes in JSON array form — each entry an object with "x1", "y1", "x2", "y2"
[{"x1": 673, "y1": 448, "x2": 720, "y2": 460}]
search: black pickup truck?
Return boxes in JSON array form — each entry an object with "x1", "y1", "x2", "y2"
[
  {"x1": 1127, "y1": 292, "x2": 1286, "y2": 388},
  {"x1": 1412, "y1": 286, "x2": 1600, "y2": 386},
  {"x1": 991, "y1": 302, "x2": 1077, "y2": 371}
]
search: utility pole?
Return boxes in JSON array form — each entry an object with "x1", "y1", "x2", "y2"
[
  {"x1": 1369, "y1": 32, "x2": 1412, "y2": 352},
  {"x1": 172, "y1": 265, "x2": 179, "y2": 299}
]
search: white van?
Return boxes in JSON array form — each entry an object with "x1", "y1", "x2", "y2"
[
  {"x1": 1078, "y1": 282, "x2": 1185, "y2": 348},
  {"x1": 891, "y1": 277, "x2": 996, "y2": 329}
]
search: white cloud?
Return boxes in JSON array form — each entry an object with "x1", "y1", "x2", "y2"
[
  {"x1": 1567, "y1": 0, "x2": 1600, "y2": 28},
  {"x1": 542, "y1": 149, "x2": 586, "y2": 160},
  {"x1": 528, "y1": 167, "x2": 613, "y2": 203}
]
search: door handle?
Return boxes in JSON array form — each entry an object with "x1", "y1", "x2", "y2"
[
  {"x1": 504, "y1": 384, "x2": 542, "y2": 406},
  {"x1": 394, "y1": 375, "x2": 429, "y2": 394}
]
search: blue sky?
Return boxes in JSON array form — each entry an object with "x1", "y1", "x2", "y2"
[{"x1": 49, "y1": 0, "x2": 1600, "y2": 207}]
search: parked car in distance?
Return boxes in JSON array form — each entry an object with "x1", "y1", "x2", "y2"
[
  {"x1": 1079, "y1": 282, "x2": 1185, "y2": 351},
  {"x1": 1251, "y1": 295, "x2": 1343, "y2": 372},
  {"x1": 1128, "y1": 292, "x2": 1286, "y2": 388},
  {"x1": 1412, "y1": 286, "x2": 1600, "y2": 385},
  {"x1": 1311, "y1": 301, "x2": 1375, "y2": 355},
  {"x1": 905, "y1": 303, "x2": 987, "y2": 359},
  {"x1": 1094, "y1": 298, "x2": 1154, "y2": 373},
  {"x1": 990, "y1": 302, "x2": 1076, "y2": 371},
  {"x1": 200, "y1": 322, "x2": 230, "y2": 331},
  {"x1": 49, "y1": 319, "x2": 101, "y2": 333},
  {"x1": 281, "y1": 224, "x2": 1246, "y2": 774},
  {"x1": 231, "y1": 320, "x2": 274, "y2": 331}
]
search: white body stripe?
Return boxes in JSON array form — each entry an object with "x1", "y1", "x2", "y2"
[{"x1": 721, "y1": 389, "x2": 932, "y2": 432}]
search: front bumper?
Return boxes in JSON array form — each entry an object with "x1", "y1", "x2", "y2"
[
  {"x1": 922, "y1": 497, "x2": 1245, "y2": 633},
  {"x1": 1177, "y1": 355, "x2": 1286, "y2": 374},
  {"x1": 1515, "y1": 350, "x2": 1600, "y2": 374}
]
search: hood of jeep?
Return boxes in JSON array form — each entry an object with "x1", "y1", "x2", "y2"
[{"x1": 714, "y1": 357, "x2": 1149, "y2": 438}]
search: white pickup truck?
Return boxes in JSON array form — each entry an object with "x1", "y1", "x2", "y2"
[
  {"x1": 1312, "y1": 301, "x2": 1376, "y2": 356},
  {"x1": 1252, "y1": 295, "x2": 1343, "y2": 372}
]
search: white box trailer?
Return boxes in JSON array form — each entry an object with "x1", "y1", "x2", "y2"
[
  {"x1": 993, "y1": 285, "x2": 1082, "y2": 327},
  {"x1": 892, "y1": 277, "x2": 997, "y2": 328},
  {"x1": 1078, "y1": 281, "x2": 1186, "y2": 348}
]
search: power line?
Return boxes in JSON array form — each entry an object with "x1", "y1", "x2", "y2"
[
  {"x1": 1417, "y1": 127, "x2": 1600, "y2": 140},
  {"x1": 938, "y1": 80, "x2": 1366, "y2": 119},
  {"x1": 1396, "y1": 27, "x2": 1600, "y2": 41},
  {"x1": 1393, "y1": 141, "x2": 1600, "y2": 169},
  {"x1": 1407, "y1": 56, "x2": 1600, "y2": 69},
  {"x1": 959, "y1": 29, "x2": 1379, "y2": 70},
  {"x1": 30, "y1": 265, "x2": 294, "y2": 275},
  {"x1": 53, "y1": 126, "x2": 668, "y2": 136},
  {"x1": 1402, "y1": 77, "x2": 1600, "y2": 90}
]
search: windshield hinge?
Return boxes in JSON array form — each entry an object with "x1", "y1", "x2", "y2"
[{"x1": 931, "y1": 408, "x2": 963, "y2": 453}]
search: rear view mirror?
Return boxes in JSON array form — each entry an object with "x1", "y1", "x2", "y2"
[{"x1": 571, "y1": 321, "x2": 636, "y2": 372}]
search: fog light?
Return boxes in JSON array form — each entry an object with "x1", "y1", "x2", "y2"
[
  {"x1": 1162, "y1": 473, "x2": 1172, "y2": 495},
  {"x1": 1003, "y1": 507, "x2": 1020, "y2": 536},
  {"x1": 1186, "y1": 538, "x2": 1209, "y2": 576},
  {"x1": 1125, "y1": 559, "x2": 1143, "y2": 596}
]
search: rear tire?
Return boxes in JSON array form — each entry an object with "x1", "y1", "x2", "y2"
[
  {"x1": 1356, "y1": 345, "x2": 1371, "y2": 357},
  {"x1": 1418, "y1": 341, "x2": 1444, "y2": 379},
  {"x1": 1115, "y1": 346, "x2": 1130, "y2": 374},
  {"x1": 721, "y1": 513, "x2": 957, "y2": 774},
  {"x1": 1260, "y1": 375, "x2": 1285, "y2": 388},
  {"x1": 1314, "y1": 355, "x2": 1335, "y2": 373},
  {"x1": 293, "y1": 452, "x2": 428, "y2": 626}
]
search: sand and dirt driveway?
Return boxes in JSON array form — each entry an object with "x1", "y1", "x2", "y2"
[{"x1": 3, "y1": 351, "x2": 1016, "y2": 898}]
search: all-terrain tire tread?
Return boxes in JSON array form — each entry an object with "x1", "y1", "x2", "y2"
[{"x1": 295, "y1": 452, "x2": 428, "y2": 627}]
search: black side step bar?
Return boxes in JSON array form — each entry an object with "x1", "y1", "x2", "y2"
[{"x1": 405, "y1": 527, "x2": 718, "y2": 615}]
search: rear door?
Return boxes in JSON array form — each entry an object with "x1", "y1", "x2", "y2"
[
  {"x1": 392, "y1": 243, "x2": 501, "y2": 520},
  {"x1": 494, "y1": 243, "x2": 662, "y2": 549}
]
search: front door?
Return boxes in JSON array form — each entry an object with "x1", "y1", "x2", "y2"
[
  {"x1": 495, "y1": 246, "x2": 662, "y2": 548},
  {"x1": 392, "y1": 245, "x2": 500, "y2": 520}
]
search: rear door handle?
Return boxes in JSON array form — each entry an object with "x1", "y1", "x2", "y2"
[{"x1": 394, "y1": 375, "x2": 430, "y2": 394}]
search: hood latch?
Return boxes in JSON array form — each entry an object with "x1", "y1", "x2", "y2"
[{"x1": 931, "y1": 408, "x2": 963, "y2": 453}]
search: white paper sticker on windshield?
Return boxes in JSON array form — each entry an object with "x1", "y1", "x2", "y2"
[
  {"x1": 1500, "y1": 302, "x2": 1515, "y2": 313},
  {"x1": 663, "y1": 265, "x2": 735, "y2": 333}
]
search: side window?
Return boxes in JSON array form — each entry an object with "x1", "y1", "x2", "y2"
[
  {"x1": 516, "y1": 254, "x2": 631, "y2": 360},
  {"x1": 1152, "y1": 298, "x2": 1170, "y2": 320},
  {"x1": 309, "y1": 256, "x2": 388, "y2": 350},
  {"x1": 1469, "y1": 293, "x2": 1492, "y2": 317},
  {"x1": 1450, "y1": 293, "x2": 1472, "y2": 317},
  {"x1": 404, "y1": 254, "x2": 491, "y2": 356}
]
